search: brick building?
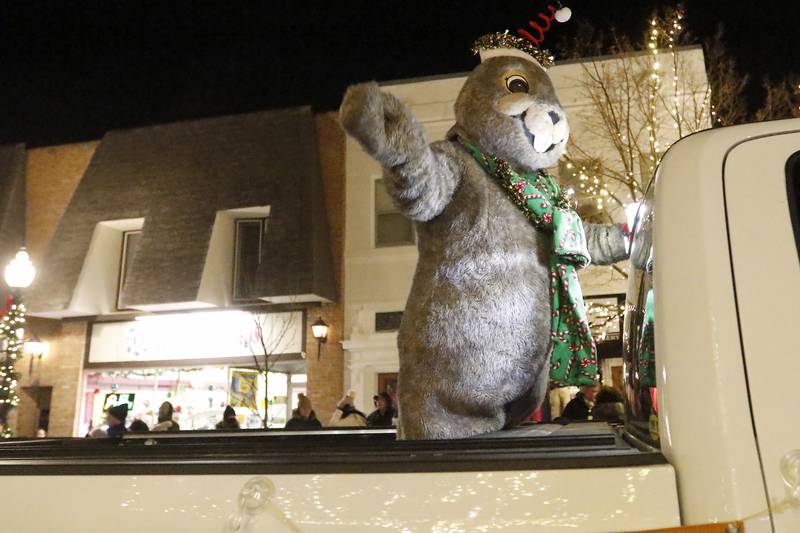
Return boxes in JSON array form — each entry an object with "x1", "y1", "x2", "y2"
[{"x1": 7, "y1": 108, "x2": 346, "y2": 437}]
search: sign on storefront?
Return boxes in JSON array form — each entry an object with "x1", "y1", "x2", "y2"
[
  {"x1": 103, "y1": 392, "x2": 135, "y2": 411},
  {"x1": 88, "y1": 310, "x2": 303, "y2": 364}
]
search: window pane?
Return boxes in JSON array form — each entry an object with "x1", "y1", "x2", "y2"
[
  {"x1": 375, "y1": 179, "x2": 414, "y2": 246},
  {"x1": 788, "y1": 152, "x2": 800, "y2": 260},
  {"x1": 234, "y1": 219, "x2": 264, "y2": 301},
  {"x1": 375, "y1": 311, "x2": 403, "y2": 332},
  {"x1": 117, "y1": 230, "x2": 141, "y2": 310}
]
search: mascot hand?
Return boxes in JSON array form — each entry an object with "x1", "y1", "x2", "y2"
[{"x1": 340, "y1": 82, "x2": 424, "y2": 166}]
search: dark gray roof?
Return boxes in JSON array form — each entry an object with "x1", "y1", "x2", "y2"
[
  {"x1": 28, "y1": 107, "x2": 335, "y2": 314},
  {"x1": 0, "y1": 144, "x2": 26, "y2": 294}
]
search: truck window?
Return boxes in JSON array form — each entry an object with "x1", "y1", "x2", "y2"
[
  {"x1": 623, "y1": 184, "x2": 658, "y2": 448},
  {"x1": 787, "y1": 151, "x2": 800, "y2": 260}
]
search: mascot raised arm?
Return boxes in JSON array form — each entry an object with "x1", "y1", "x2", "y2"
[{"x1": 340, "y1": 31, "x2": 627, "y2": 439}]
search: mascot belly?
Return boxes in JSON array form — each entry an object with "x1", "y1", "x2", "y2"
[{"x1": 340, "y1": 35, "x2": 627, "y2": 439}]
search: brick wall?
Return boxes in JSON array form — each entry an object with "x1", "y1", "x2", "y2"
[
  {"x1": 12, "y1": 142, "x2": 98, "y2": 437},
  {"x1": 14, "y1": 319, "x2": 87, "y2": 437},
  {"x1": 305, "y1": 112, "x2": 346, "y2": 424}
]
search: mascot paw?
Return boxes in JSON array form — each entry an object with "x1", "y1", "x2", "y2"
[{"x1": 340, "y1": 82, "x2": 419, "y2": 162}]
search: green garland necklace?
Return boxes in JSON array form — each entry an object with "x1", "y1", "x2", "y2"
[{"x1": 458, "y1": 137, "x2": 598, "y2": 387}]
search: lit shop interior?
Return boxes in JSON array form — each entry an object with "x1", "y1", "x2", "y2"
[{"x1": 77, "y1": 309, "x2": 307, "y2": 435}]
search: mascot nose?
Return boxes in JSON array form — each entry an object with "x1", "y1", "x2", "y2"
[{"x1": 523, "y1": 106, "x2": 569, "y2": 153}]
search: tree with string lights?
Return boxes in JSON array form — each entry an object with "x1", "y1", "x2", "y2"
[
  {"x1": 557, "y1": 6, "x2": 798, "y2": 289},
  {"x1": 0, "y1": 249, "x2": 36, "y2": 438},
  {"x1": 560, "y1": 8, "x2": 716, "y2": 230},
  {"x1": 0, "y1": 297, "x2": 24, "y2": 438}
]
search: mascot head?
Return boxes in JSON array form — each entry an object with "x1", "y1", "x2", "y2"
[{"x1": 451, "y1": 32, "x2": 568, "y2": 172}]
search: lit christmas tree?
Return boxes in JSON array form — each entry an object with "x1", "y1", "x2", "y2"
[{"x1": 0, "y1": 296, "x2": 25, "y2": 439}]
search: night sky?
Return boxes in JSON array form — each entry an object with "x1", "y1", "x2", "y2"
[{"x1": 0, "y1": 0, "x2": 795, "y2": 147}]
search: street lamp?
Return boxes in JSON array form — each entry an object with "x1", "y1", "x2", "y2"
[
  {"x1": 4, "y1": 249, "x2": 35, "y2": 290},
  {"x1": 0, "y1": 248, "x2": 36, "y2": 437},
  {"x1": 311, "y1": 317, "x2": 329, "y2": 360}
]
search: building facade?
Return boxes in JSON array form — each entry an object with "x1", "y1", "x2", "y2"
[{"x1": 10, "y1": 109, "x2": 346, "y2": 437}]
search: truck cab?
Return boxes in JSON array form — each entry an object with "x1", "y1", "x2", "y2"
[
  {"x1": 1, "y1": 120, "x2": 798, "y2": 532},
  {"x1": 624, "y1": 117, "x2": 800, "y2": 532}
]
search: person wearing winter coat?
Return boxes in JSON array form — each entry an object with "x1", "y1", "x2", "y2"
[
  {"x1": 366, "y1": 392, "x2": 395, "y2": 427},
  {"x1": 560, "y1": 383, "x2": 599, "y2": 421},
  {"x1": 591, "y1": 386, "x2": 625, "y2": 421},
  {"x1": 329, "y1": 391, "x2": 367, "y2": 428},
  {"x1": 215, "y1": 405, "x2": 241, "y2": 430},
  {"x1": 285, "y1": 394, "x2": 322, "y2": 429},
  {"x1": 151, "y1": 401, "x2": 181, "y2": 432},
  {"x1": 105, "y1": 403, "x2": 129, "y2": 437}
]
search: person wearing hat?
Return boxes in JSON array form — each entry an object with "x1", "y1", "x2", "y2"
[
  {"x1": 215, "y1": 405, "x2": 241, "y2": 430},
  {"x1": 329, "y1": 390, "x2": 367, "y2": 428},
  {"x1": 285, "y1": 393, "x2": 322, "y2": 429},
  {"x1": 152, "y1": 401, "x2": 180, "y2": 432},
  {"x1": 106, "y1": 403, "x2": 129, "y2": 437},
  {"x1": 366, "y1": 392, "x2": 395, "y2": 427}
]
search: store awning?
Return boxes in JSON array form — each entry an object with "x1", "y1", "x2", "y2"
[{"x1": 28, "y1": 108, "x2": 336, "y2": 317}]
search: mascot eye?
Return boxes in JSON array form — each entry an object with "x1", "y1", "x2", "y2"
[{"x1": 505, "y1": 75, "x2": 529, "y2": 93}]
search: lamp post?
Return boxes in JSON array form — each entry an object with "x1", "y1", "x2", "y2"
[
  {"x1": 311, "y1": 317, "x2": 329, "y2": 360},
  {"x1": 0, "y1": 248, "x2": 36, "y2": 438}
]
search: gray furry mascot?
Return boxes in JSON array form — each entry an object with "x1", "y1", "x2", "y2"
[{"x1": 340, "y1": 33, "x2": 627, "y2": 439}]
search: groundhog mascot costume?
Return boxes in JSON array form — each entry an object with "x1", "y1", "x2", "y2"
[{"x1": 340, "y1": 32, "x2": 627, "y2": 439}]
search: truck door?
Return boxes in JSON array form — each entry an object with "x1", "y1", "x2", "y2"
[{"x1": 724, "y1": 131, "x2": 800, "y2": 531}]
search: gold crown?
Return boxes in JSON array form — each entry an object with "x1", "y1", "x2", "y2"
[{"x1": 471, "y1": 31, "x2": 555, "y2": 69}]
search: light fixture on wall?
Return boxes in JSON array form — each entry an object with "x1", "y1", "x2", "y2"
[
  {"x1": 311, "y1": 317, "x2": 329, "y2": 360},
  {"x1": 24, "y1": 336, "x2": 48, "y2": 358},
  {"x1": 24, "y1": 334, "x2": 48, "y2": 378}
]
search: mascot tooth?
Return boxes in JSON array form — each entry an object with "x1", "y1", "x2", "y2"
[{"x1": 340, "y1": 32, "x2": 625, "y2": 440}]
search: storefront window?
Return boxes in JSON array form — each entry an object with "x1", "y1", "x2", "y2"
[
  {"x1": 623, "y1": 184, "x2": 658, "y2": 447},
  {"x1": 80, "y1": 367, "x2": 307, "y2": 435}
]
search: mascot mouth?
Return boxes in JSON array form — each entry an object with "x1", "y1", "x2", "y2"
[
  {"x1": 519, "y1": 109, "x2": 567, "y2": 154},
  {"x1": 522, "y1": 123, "x2": 557, "y2": 153}
]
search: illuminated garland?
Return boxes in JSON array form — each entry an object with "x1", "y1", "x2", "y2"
[{"x1": 0, "y1": 296, "x2": 24, "y2": 438}]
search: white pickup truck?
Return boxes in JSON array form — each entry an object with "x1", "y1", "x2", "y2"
[{"x1": 1, "y1": 119, "x2": 797, "y2": 532}]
